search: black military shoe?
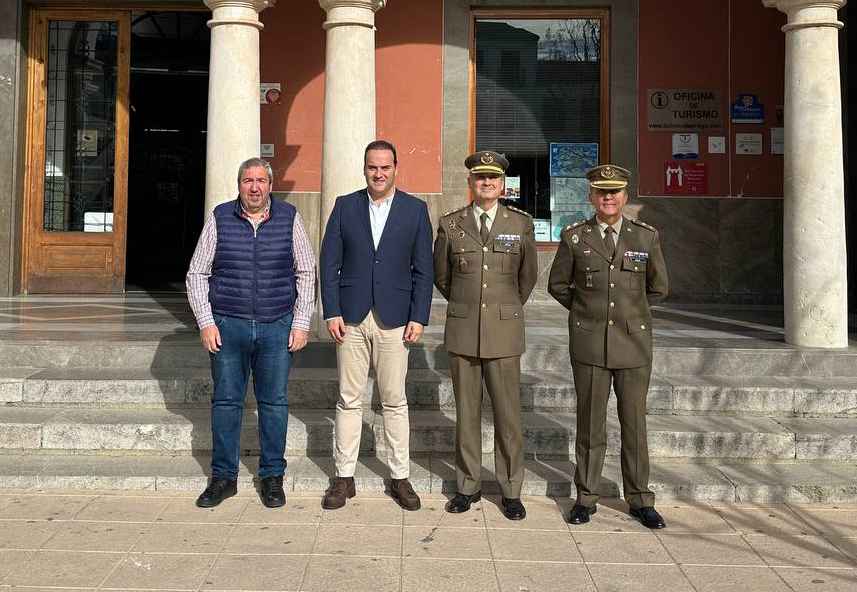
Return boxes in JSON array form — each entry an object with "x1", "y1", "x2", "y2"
[
  {"x1": 501, "y1": 497, "x2": 526, "y2": 520},
  {"x1": 445, "y1": 491, "x2": 481, "y2": 513},
  {"x1": 568, "y1": 504, "x2": 597, "y2": 525},
  {"x1": 630, "y1": 506, "x2": 666, "y2": 529},
  {"x1": 260, "y1": 475, "x2": 286, "y2": 508},
  {"x1": 196, "y1": 478, "x2": 237, "y2": 508}
]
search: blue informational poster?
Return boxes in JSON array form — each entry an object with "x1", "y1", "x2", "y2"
[
  {"x1": 731, "y1": 94, "x2": 765, "y2": 124},
  {"x1": 549, "y1": 143, "x2": 599, "y2": 178}
]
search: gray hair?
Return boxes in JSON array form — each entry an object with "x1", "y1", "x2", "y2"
[{"x1": 236, "y1": 157, "x2": 273, "y2": 187}]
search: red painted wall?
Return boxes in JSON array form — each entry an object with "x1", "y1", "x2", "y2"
[
  {"x1": 638, "y1": 0, "x2": 785, "y2": 197},
  {"x1": 259, "y1": 0, "x2": 443, "y2": 193}
]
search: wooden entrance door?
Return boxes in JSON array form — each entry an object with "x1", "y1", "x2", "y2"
[{"x1": 23, "y1": 10, "x2": 130, "y2": 293}]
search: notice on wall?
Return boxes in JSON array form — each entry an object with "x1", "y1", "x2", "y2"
[
  {"x1": 503, "y1": 176, "x2": 521, "y2": 200},
  {"x1": 533, "y1": 219, "x2": 551, "y2": 242},
  {"x1": 260, "y1": 83, "x2": 282, "y2": 104},
  {"x1": 549, "y1": 143, "x2": 598, "y2": 178},
  {"x1": 672, "y1": 133, "x2": 699, "y2": 159},
  {"x1": 549, "y1": 177, "x2": 593, "y2": 242},
  {"x1": 77, "y1": 129, "x2": 98, "y2": 157},
  {"x1": 736, "y1": 133, "x2": 763, "y2": 155},
  {"x1": 664, "y1": 161, "x2": 708, "y2": 195},
  {"x1": 730, "y1": 94, "x2": 765, "y2": 124},
  {"x1": 770, "y1": 128, "x2": 784, "y2": 155},
  {"x1": 708, "y1": 136, "x2": 726, "y2": 154},
  {"x1": 261, "y1": 144, "x2": 275, "y2": 158},
  {"x1": 647, "y1": 89, "x2": 723, "y2": 131}
]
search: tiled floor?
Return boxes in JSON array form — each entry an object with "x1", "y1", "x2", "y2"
[{"x1": 0, "y1": 490, "x2": 855, "y2": 591}]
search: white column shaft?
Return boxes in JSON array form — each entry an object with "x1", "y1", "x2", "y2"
[
  {"x1": 770, "y1": 0, "x2": 848, "y2": 347},
  {"x1": 319, "y1": 2, "x2": 381, "y2": 225},
  {"x1": 204, "y1": 2, "x2": 265, "y2": 215}
]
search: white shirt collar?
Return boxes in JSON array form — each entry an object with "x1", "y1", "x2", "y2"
[
  {"x1": 473, "y1": 201, "x2": 499, "y2": 223},
  {"x1": 596, "y1": 215, "x2": 623, "y2": 236}
]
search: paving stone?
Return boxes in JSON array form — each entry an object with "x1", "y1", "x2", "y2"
[
  {"x1": 586, "y1": 563, "x2": 694, "y2": 591},
  {"x1": 105, "y1": 553, "x2": 215, "y2": 590},
  {"x1": 403, "y1": 525, "x2": 492, "y2": 559},
  {"x1": 744, "y1": 534, "x2": 855, "y2": 568},
  {"x1": 658, "y1": 532, "x2": 763, "y2": 565},
  {"x1": 0, "y1": 368, "x2": 38, "y2": 402},
  {"x1": 488, "y1": 528, "x2": 579, "y2": 562},
  {"x1": 494, "y1": 562, "x2": 596, "y2": 592},
  {"x1": 223, "y1": 524, "x2": 317, "y2": 555},
  {"x1": 315, "y1": 524, "x2": 402, "y2": 556},
  {"x1": 302, "y1": 556, "x2": 400, "y2": 592},
  {"x1": 401, "y1": 558, "x2": 499, "y2": 592},
  {"x1": 5, "y1": 550, "x2": 123, "y2": 587},
  {"x1": 682, "y1": 565, "x2": 793, "y2": 591},
  {"x1": 773, "y1": 567, "x2": 857, "y2": 592},
  {"x1": 572, "y1": 532, "x2": 672, "y2": 564},
  {"x1": 201, "y1": 554, "x2": 309, "y2": 591}
]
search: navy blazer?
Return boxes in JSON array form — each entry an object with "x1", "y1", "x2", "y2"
[{"x1": 320, "y1": 188, "x2": 433, "y2": 328}]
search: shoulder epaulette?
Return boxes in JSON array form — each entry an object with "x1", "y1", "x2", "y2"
[
  {"x1": 442, "y1": 205, "x2": 470, "y2": 217},
  {"x1": 505, "y1": 204, "x2": 532, "y2": 218},
  {"x1": 628, "y1": 217, "x2": 656, "y2": 232}
]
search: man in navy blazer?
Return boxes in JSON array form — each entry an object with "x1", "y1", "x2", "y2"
[{"x1": 319, "y1": 140, "x2": 433, "y2": 511}]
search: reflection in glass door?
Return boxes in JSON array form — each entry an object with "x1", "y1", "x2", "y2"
[{"x1": 24, "y1": 10, "x2": 129, "y2": 293}]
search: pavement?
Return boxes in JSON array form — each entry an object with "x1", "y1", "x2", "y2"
[{"x1": 1, "y1": 489, "x2": 856, "y2": 591}]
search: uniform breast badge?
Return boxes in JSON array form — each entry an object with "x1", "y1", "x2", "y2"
[{"x1": 571, "y1": 234, "x2": 579, "y2": 244}]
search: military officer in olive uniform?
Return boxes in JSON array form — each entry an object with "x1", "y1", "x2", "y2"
[
  {"x1": 434, "y1": 151, "x2": 539, "y2": 520},
  {"x1": 548, "y1": 164, "x2": 669, "y2": 529}
]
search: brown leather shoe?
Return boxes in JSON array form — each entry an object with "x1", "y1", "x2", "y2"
[
  {"x1": 389, "y1": 478, "x2": 421, "y2": 511},
  {"x1": 322, "y1": 476, "x2": 356, "y2": 510}
]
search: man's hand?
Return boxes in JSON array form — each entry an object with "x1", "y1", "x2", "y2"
[
  {"x1": 200, "y1": 325, "x2": 222, "y2": 353},
  {"x1": 327, "y1": 316, "x2": 347, "y2": 344},
  {"x1": 403, "y1": 321, "x2": 424, "y2": 343},
  {"x1": 289, "y1": 328, "x2": 309, "y2": 352}
]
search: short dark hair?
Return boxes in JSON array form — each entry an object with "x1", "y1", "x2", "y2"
[{"x1": 364, "y1": 140, "x2": 398, "y2": 166}]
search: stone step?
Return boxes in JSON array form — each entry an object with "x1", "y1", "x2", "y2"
[
  {"x1": 3, "y1": 406, "x2": 856, "y2": 460},
  {"x1": 3, "y1": 367, "x2": 857, "y2": 416},
  {"x1": 0, "y1": 453, "x2": 855, "y2": 504},
  {"x1": 3, "y1": 338, "x2": 857, "y2": 377}
]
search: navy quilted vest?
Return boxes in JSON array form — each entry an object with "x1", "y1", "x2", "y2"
[{"x1": 209, "y1": 198, "x2": 296, "y2": 322}]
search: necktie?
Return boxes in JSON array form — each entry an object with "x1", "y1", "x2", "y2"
[
  {"x1": 604, "y1": 226, "x2": 616, "y2": 260},
  {"x1": 480, "y1": 212, "x2": 490, "y2": 244}
]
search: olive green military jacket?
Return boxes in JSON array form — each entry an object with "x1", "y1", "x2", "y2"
[
  {"x1": 434, "y1": 203, "x2": 539, "y2": 358},
  {"x1": 547, "y1": 216, "x2": 669, "y2": 369}
]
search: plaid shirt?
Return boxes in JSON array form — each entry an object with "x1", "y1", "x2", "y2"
[{"x1": 186, "y1": 202, "x2": 316, "y2": 331}]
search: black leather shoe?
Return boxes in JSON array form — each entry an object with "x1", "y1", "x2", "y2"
[
  {"x1": 196, "y1": 478, "x2": 237, "y2": 508},
  {"x1": 501, "y1": 497, "x2": 526, "y2": 520},
  {"x1": 445, "y1": 491, "x2": 481, "y2": 513},
  {"x1": 260, "y1": 475, "x2": 286, "y2": 508},
  {"x1": 568, "y1": 504, "x2": 597, "y2": 524},
  {"x1": 630, "y1": 506, "x2": 666, "y2": 529}
]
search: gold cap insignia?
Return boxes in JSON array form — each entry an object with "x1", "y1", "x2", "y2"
[
  {"x1": 480, "y1": 152, "x2": 494, "y2": 164},
  {"x1": 602, "y1": 166, "x2": 616, "y2": 178}
]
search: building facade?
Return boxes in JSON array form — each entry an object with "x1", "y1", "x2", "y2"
[{"x1": 0, "y1": 0, "x2": 853, "y2": 347}]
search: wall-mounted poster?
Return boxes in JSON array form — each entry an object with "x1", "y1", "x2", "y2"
[
  {"x1": 708, "y1": 136, "x2": 726, "y2": 154},
  {"x1": 550, "y1": 177, "x2": 593, "y2": 241},
  {"x1": 647, "y1": 89, "x2": 723, "y2": 131},
  {"x1": 664, "y1": 161, "x2": 708, "y2": 195},
  {"x1": 770, "y1": 128, "x2": 784, "y2": 155},
  {"x1": 260, "y1": 83, "x2": 282, "y2": 104},
  {"x1": 261, "y1": 144, "x2": 275, "y2": 158},
  {"x1": 672, "y1": 133, "x2": 699, "y2": 159},
  {"x1": 736, "y1": 133, "x2": 763, "y2": 155},
  {"x1": 549, "y1": 143, "x2": 598, "y2": 178},
  {"x1": 503, "y1": 176, "x2": 521, "y2": 200},
  {"x1": 551, "y1": 209, "x2": 592, "y2": 241},
  {"x1": 533, "y1": 219, "x2": 551, "y2": 242},
  {"x1": 731, "y1": 93, "x2": 764, "y2": 124}
]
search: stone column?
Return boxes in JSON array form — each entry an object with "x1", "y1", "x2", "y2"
[
  {"x1": 764, "y1": 0, "x2": 848, "y2": 348},
  {"x1": 204, "y1": 0, "x2": 271, "y2": 214},
  {"x1": 318, "y1": 0, "x2": 385, "y2": 226}
]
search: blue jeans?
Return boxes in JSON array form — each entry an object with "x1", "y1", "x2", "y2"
[{"x1": 210, "y1": 313, "x2": 293, "y2": 480}]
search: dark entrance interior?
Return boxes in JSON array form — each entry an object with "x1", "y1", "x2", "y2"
[{"x1": 126, "y1": 11, "x2": 209, "y2": 291}]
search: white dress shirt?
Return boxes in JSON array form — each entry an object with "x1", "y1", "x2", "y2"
[
  {"x1": 368, "y1": 191, "x2": 395, "y2": 249},
  {"x1": 473, "y1": 201, "x2": 499, "y2": 232}
]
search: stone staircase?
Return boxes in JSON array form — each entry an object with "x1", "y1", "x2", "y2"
[{"x1": 2, "y1": 334, "x2": 857, "y2": 504}]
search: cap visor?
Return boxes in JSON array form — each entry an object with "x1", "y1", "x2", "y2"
[
  {"x1": 469, "y1": 165, "x2": 505, "y2": 175},
  {"x1": 590, "y1": 180, "x2": 628, "y2": 190}
]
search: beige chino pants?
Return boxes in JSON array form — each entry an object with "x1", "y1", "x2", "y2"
[{"x1": 334, "y1": 310, "x2": 411, "y2": 479}]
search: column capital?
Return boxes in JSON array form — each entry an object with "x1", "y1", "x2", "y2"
[
  {"x1": 763, "y1": 0, "x2": 846, "y2": 31},
  {"x1": 205, "y1": 0, "x2": 273, "y2": 31},
  {"x1": 319, "y1": 0, "x2": 386, "y2": 13}
]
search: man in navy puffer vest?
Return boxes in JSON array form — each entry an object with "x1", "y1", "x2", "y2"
[{"x1": 187, "y1": 158, "x2": 316, "y2": 509}]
